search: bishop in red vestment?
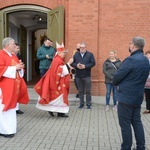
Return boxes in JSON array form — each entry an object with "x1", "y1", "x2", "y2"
[
  {"x1": 34, "y1": 42, "x2": 73, "y2": 117},
  {"x1": 0, "y1": 37, "x2": 29, "y2": 138}
]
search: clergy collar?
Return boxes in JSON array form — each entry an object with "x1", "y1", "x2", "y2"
[{"x1": 3, "y1": 49, "x2": 12, "y2": 57}]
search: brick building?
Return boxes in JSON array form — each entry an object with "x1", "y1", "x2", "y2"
[{"x1": 1, "y1": 0, "x2": 150, "y2": 96}]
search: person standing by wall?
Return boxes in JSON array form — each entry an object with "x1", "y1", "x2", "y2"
[
  {"x1": 36, "y1": 37, "x2": 56, "y2": 77},
  {"x1": 0, "y1": 37, "x2": 29, "y2": 138},
  {"x1": 143, "y1": 50, "x2": 150, "y2": 114},
  {"x1": 71, "y1": 42, "x2": 96, "y2": 109},
  {"x1": 112, "y1": 36, "x2": 149, "y2": 150},
  {"x1": 103, "y1": 50, "x2": 121, "y2": 111}
]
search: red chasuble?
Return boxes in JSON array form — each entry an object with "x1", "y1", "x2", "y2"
[
  {"x1": 0, "y1": 50, "x2": 29, "y2": 111},
  {"x1": 34, "y1": 54, "x2": 70, "y2": 107}
]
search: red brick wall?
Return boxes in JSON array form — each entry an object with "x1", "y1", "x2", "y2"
[
  {"x1": 98, "y1": 0, "x2": 150, "y2": 95},
  {"x1": 1, "y1": 0, "x2": 150, "y2": 96},
  {"x1": 0, "y1": 0, "x2": 61, "y2": 9},
  {"x1": 65, "y1": 0, "x2": 100, "y2": 96}
]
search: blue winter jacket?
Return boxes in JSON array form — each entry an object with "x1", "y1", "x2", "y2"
[{"x1": 112, "y1": 49, "x2": 150, "y2": 106}]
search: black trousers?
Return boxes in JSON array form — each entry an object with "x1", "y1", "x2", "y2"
[
  {"x1": 118, "y1": 102, "x2": 145, "y2": 150},
  {"x1": 76, "y1": 77, "x2": 91, "y2": 106},
  {"x1": 144, "y1": 89, "x2": 150, "y2": 110}
]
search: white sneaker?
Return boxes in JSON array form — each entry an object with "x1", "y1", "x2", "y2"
[
  {"x1": 113, "y1": 105, "x2": 117, "y2": 111},
  {"x1": 105, "y1": 105, "x2": 109, "y2": 111}
]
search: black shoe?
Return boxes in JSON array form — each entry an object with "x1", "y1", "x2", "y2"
[
  {"x1": 78, "y1": 104, "x2": 84, "y2": 109},
  {"x1": 48, "y1": 111, "x2": 54, "y2": 117},
  {"x1": 0, "y1": 133, "x2": 14, "y2": 138},
  {"x1": 87, "y1": 105, "x2": 91, "y2": 110},
  {"x1": 76, "y1": 94, "x2": 79, "y2": 98},
  {"x1": 16, "y1": 110, "x2": 24, "y2": 114},
  {"x1": 58, "y1": 113, "x2": 69, "y2": 118}
]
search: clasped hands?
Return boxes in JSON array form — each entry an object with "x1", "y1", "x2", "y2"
[
  {"x1": 46, "y1": 54, "x2": 50, "y2": 59},
  {"x1": 67, "y1": 58, "x2": 85, "y2": 69},
  {"x1": 77, "y1": 63, "x2": 85, "y2": 69},
  {"x1": 16, "y1": 60, "x2": 25, "y2": 70}
]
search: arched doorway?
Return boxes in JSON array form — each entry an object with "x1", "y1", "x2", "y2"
[{"x1": 0, "y1": 5, "x2": 64, "y2": 85}]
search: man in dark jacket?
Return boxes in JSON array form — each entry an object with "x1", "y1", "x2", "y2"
[
  {"x1": 71, "y1": 42, "x2": 95, "y2": 109},
  {"x1": 36, "y1": 37, "x2": 55, "y2": 77},
  {"x1": 112, "y1": 36, "x2": 150, "y2": 150}
]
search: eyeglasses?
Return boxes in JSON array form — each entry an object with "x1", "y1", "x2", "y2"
[{"x1": 80, "y1": 47, "x2": 85, "y2": 49}]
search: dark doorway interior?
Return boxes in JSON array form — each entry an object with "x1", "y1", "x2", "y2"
[{"x1": 8, "y1": 10, "x2": 47, "y2": 86}]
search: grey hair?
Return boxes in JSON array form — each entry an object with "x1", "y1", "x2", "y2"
[
  {"x1": 110, "y1": 50, "x2": 116, "y2": 54},
  {"x1": 2, "y1": 37, "x2": 14, "y2": 48},
  {"x1": 132, "y1": 36, "x2": 145, "y2": 49},
  {"x1": 80, "y1": 42, "x2": 86, "y2": 47}
]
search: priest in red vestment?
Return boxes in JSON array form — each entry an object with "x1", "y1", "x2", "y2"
[
  {"x1": 0, "y1": 37, "x2": 29, "y2": 138},
  {"x1": 34, "y1": 42, "x2": 73, "y2": 118}
]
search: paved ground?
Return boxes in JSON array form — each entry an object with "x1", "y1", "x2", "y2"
[{"x1": 0, "y1": 88, "x2": 150, "y2": 150}]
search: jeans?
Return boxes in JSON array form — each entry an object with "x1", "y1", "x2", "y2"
[
  {"x1": 40, "y1": 69, "x2": 48, "y2": 77},
  {"x1": 105, "y1": 83, "x2": 117, "y2": 106},
  {"x1": 76, "y1": 77, "x2": 91, "y2": 106},
  {"x1": 118, "y1": 102, "x2": 145, "y2": 150}
]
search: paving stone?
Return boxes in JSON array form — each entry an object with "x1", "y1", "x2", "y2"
[{"x1": 0, "y1": 92, "x2": 149, "y2": 150}]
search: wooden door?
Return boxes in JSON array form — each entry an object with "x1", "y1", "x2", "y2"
[
  {"x1": 19, "y1": 24, "x2": 27, "y2": 81},
  {"x1": 47, "y1": 6, "x2": 64, "y2": 47}
]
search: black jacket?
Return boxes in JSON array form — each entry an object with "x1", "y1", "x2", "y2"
[
  {"x1": 71, "y1": 51, "x2": 95, "y2": 78},
  {"x1": 103, "y1": 58, "x2": 121, "y2": 83},
  {"x1": 112, "y1": 49, "x2": 150, "y2": 106}
]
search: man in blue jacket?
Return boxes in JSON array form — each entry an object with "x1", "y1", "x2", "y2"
[
  {"x1": 71, "y1": 42, "x2": 95, "y2": 109},
  {"x1": 112, "y1": 36, "x2": 150, "y2": 150}
]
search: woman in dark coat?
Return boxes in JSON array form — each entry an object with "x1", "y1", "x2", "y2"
[{"x1": 103, "y1": 50, "x2": 121, "y2": 111}]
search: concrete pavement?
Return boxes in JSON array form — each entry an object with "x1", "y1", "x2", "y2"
[{"x1": 0, "y1": 88, "x2": 150, "y2": 150}]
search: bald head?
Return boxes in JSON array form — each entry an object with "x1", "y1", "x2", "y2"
[{"x1": 76, "y1": 43, "x2": 81, "y2": 49}]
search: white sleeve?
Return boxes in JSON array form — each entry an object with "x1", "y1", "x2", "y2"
[
  {"x1": 18, "y1": 69, "x2": 24, "y2": 78},
  {"x1": 3, "y1": 66, "x2": 16, "y2": 79},
  {"x1": 61, "y1": 65, "x2": 69, "y2": 77}
]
